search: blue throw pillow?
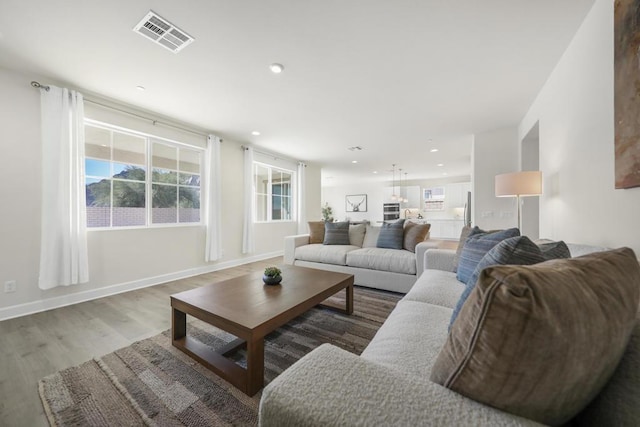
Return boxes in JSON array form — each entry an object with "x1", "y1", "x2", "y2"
[
  {"x1": 376, "y1": 219, "x2": 405, "y2": 249},
  {"x1": 323, "y1": 221, "x2": 350, "y2": 245},
  {"x1": 455, "y1": 227, "x2": 520, "y2": 284},
  {"x1": 450, "y1": 236, "x2": 544, "y2": 328}
]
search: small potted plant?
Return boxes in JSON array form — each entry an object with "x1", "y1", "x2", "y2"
[
  {"x1": 263, "y1": 266, "x2": 283, "y2": 285},
  {"x1": 322, "y1": 202, "x2": 334, "y2": 222}
]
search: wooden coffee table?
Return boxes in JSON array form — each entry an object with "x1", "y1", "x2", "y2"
[{"x1": 170, "y1": 264, "x2": 354, "y2": 396}]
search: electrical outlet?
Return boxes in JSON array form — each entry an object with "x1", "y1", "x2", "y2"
[{"x1": 4, "y1": 280, "x2": 16, "y2": 293}]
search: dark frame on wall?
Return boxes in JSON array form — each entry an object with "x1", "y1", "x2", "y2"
[{"x1": 345, "y1": 194, "x2": 367, "y2": 212}]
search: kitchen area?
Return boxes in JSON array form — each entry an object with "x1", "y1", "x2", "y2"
[{"x1": 322, "y1": 179, "x2": 472, "y2": 240}]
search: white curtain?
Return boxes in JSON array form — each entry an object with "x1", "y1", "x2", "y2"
[
  {"x1": 205, "y1": 135, "x2": 222, "y2": 261},
  {"x1": 39, "y1": 86, "x2": 89, "y2": 290},
  {"x1": 242, "y1": 146, "x2": 255, "y2": 254},
  {"x1": 297, "y1": 162, "x2": 307, "y2": 234}
]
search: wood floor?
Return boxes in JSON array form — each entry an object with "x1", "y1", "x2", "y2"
[{"x1": 0, "y1": 257, "x2": 282, "y2": 427}]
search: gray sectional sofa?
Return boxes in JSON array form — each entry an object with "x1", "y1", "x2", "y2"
[
  {"x1": 260, "y1": 244, "x2": 640, "y2": 426},
  {"x1": 284, "y1": 224, "x2": 439, "y2": 293}
]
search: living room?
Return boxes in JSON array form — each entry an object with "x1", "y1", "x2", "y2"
[{"x1": 1, "y1": 0, "x2": 640, "y2": 425}]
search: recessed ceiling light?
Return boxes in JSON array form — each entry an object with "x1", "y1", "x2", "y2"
[
  {"x1": 442, "y1": 172, "x2": 448, "y2": 176},
  {"x1": 352, "y1": 160, "x2": 358, "y2": 164},
  {"x1": 372, "y1": 171, "x2": 378, "y2": 174},
  {"x1": 251, "y1": 131, "x2": 260, "y2": 136},
  {"x1": 430, "y1": 148, "x2": 438, "y2": 153},
  {"x1": 437, "y1": 163, "x2": 444, "y2": 167},
  {"x1": 269, "y1": 63, "x2": 284, "y2": 73},
  {"x1": 136, "y1": 85, "x2": 146, "y2": 91}
]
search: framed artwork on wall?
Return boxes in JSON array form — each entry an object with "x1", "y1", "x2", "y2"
[
  {"x1": 345, "y1": 194, "x2": 367, "y2": 212},
  {"x1": 614, "y1": 0, "x2": 640, "y2": 189}
]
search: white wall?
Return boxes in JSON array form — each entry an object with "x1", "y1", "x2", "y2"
[
  {"x1": 472, "y1": 127, "x2": 520, "y2": 230},
  {"x1": 519, "y1": 0, "x2": 640, "y2": 255},
  {"x1": 0, "y1": 67, "x2": 322, "y2": 318}
]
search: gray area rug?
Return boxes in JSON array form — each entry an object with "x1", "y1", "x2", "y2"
[{"x1": 38, "y1": 287, "x2": 400, "y2": 426}]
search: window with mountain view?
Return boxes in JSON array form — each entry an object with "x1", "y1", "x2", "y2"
[{"x1": 84, "y1": 123, "x2": 202, "y2": 228}]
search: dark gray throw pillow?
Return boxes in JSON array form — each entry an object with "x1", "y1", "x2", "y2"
[
  {"x1": 538, "y1": 240, "x2": 571, "y2": 260},
  {"x1": 450, "y1": 236, "x2": 545, "y2": 328},
  {"x1": 323, "y1": 221, "x2": 350, "y2": 245},
  {"x1": 376, "y1": 219, "x2": 405, "y2": 249},
  {"x1": 455, "y1": 227, "x2": 520, "y2": 284}
]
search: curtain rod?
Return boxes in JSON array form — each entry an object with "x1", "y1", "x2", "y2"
[
  {"x1": 241, "y1": 145, "x2": 305, "y2": 166},
  {"x1": 30, "y1": 80, "x2": 216, "y2": 140}
]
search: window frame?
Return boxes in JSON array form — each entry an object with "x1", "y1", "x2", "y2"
[
  {"x1": 253, "y1": 161, "x2": 296, "y2": 223},
  {"x1": 84, "y1": 119, "x2": 205, "y2": 230}
]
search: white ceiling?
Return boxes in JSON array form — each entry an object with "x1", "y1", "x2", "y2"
[{"x1": 0, "y1": 0, "x2": 595, "y2": 185}]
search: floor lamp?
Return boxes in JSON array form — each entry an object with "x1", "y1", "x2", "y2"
[{"x1": 495, "y1": 171, "x2": 542, "y2": 231}]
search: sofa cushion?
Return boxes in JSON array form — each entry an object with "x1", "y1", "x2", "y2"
[
  {"x1": 308, "y1": 221, "x2": 325, "y2": 244},
  {"x1": 403, "y1": 222, "x2": 431, "y2": 253},
  {"x1": 324, "y1": 221, "x2": 350, "y2": 245},
  {"x1": 362, "y1": 226, "x2": 381, "y2": 248},
  {"x1": 403, "y1": 269, "x2": 465, "y2": 309},
  {"x1": 361, "y1": 300, "x2": 452, "y2": 378},
  {"x1": 377, "y1": 219, "x2": 405, "y2": 250},
  {"x1": 575, "y1": 316, "x2": 640, "y2": 425},
  {"x1": 455, "y1": 227, "x2": 520, "y2": 284},
  {"x1": 349, "y1": 223, "x2": 366, "y2": 247},
  {"x1": 450, "y1": 236, "x2": 547, "y2": 328},
  {"x1": 295, "y1": 244, "x2": 360, "y2": 265},
  {"x1": 346, "y1": 247, "x2": 416, "y2": 275},
  {"x1": 430, "y1": 247, "x2": 640, "y2": 426}
]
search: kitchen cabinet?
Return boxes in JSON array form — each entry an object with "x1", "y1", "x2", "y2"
[
  {"x1": 422, "y1": 219, "x2": 465, "y2": 239},
  {"x1": 445, "y1": 182, "x2": 471, "y2": 210}
]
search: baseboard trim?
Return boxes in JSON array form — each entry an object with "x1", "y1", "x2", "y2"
[{"x1": 0, "y1": 251, "x2": 282, "y2": 321}]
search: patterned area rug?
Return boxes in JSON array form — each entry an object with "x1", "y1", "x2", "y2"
[{"x1": 38, "y1": 287, "x2": 400, "y2": 426}]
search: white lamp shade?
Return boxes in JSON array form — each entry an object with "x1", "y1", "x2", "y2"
[{"x1": 495, "y1": 171, "x2": 542, "y2": 197}]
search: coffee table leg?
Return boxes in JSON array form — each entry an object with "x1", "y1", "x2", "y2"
[
  {"x1": 346, "y1": 284, "x2": 354, "y2": 315},
  {"x1": 172, "y1": 307, "x2": 186, "y2": 340},
  {"x1": 246, "y1": 338, "x2": 265, "y2": 396}
]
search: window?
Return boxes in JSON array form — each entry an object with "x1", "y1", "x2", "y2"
[
  {"x1": 254, "y1": 162, "x2": 294, "y2": 222},
  {"x1": 84, "y1": 122, "x2": 203, "y2": 228}
]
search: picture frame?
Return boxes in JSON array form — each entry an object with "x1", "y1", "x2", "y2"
[{"x1": 345, "y1": 194, "x2": 367, "y2": 212}]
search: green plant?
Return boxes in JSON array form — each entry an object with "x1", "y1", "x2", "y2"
[
  {"x1": 321, "y1": 202, "x2": 334, "y2": 222},
  {"x1": 264, "y1": 266, "x2": 282, "y2": 277}
]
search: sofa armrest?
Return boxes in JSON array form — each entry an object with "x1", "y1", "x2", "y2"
[
  {"x1": 424, "y1": 248, "x2": 457, "y2": 272},
  {"x1": 283, "y1": 234, "x2": 310, "y2": 264},
  {"x1": 259, "y1": 344, "x2": 543, "y2": 427},
  {"x1": 415, "y1": 240, "x2": 442, "y2": 277}
]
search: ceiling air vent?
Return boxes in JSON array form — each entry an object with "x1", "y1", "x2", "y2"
[{"x1": 133, "y1": 10, "x2": 194, "y2": 53}]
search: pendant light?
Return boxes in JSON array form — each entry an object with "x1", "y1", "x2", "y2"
[
  {"x1": 391, "y1": 164, "x2": 398, "y2": 201},
  {"x1": 403, "y1": 172, "x2": 409, "y2": 203}
]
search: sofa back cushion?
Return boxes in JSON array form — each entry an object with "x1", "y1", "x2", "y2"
[
  {"x1": 323, "y1": 221, "x2": 350, "y2": 245},
  {"x1": 349, "y1": 224, "x2": 367, "y2": 247},
  {"x1": 455, "y1": 227, "x2": 520, "y2": 284},
  {"x1": 308, "y1": 221, "x2": 326, "y2": 244},
  {"x1": 376, "y1": 219, "x2": 405, "y2": 250},
  {"x1": 431, "y1": 247, "x2": 640, "y2": 426},
  {"x1": 403, "y1": 222, "x2": 431, "y2": 253},
  {"x1": 452, "y1": 226, "x2": 473, "y2": 272},
  {"x1": 362, "y1": 226, "x2": 381, "y2": 248}
]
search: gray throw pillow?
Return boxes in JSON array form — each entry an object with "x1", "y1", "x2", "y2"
[
  {"x1": 376, "y1": 219, "x2": 405, "y2": 250},
  {"x1": 455, "y1": 227, "x2": 520, "y2": 284},
  {"x1": 349, "y1": 223, "x2": 366, "y2": 247},
  {"x1": 538, "y1": 240, "x2": 571, "y2": 260},
  {"x1": 450, "y1": 236, "x2": 545, "y2": 328},
  {"x1": 323, "y1": 221, "x2": 350, "y2": 245}
]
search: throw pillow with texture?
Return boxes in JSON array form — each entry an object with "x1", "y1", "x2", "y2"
[
  {"x1": 403, "y1": 222, "x2": 431, "y2": 253},
  {"x1": 308, "y1": 221, "x2": 325, "y2": 244},
  {"x1": 449, "y1": 236, "x2": 545, "y2": 328},
  {"x1": 349, "y1": 224, "x2": 366, "y2": 247},
  {"x1": 376, "y1": 219, "x2": 405, "y2": 250},
  {"x1": 431, "y1": 247, "x2": 640, "y2": 426},
  {"x1": 538, "y1": 240, "x2": 571, "y2": 260},
  {"x1": 455, "y1": 227, "x2": 520, "y2": 284},
  {"x1": 452, "y1": 226, "x2": 474, "y2": 272},
  {"x1": 323, "y1": 221, "x2": 350, "y2": 245}
]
